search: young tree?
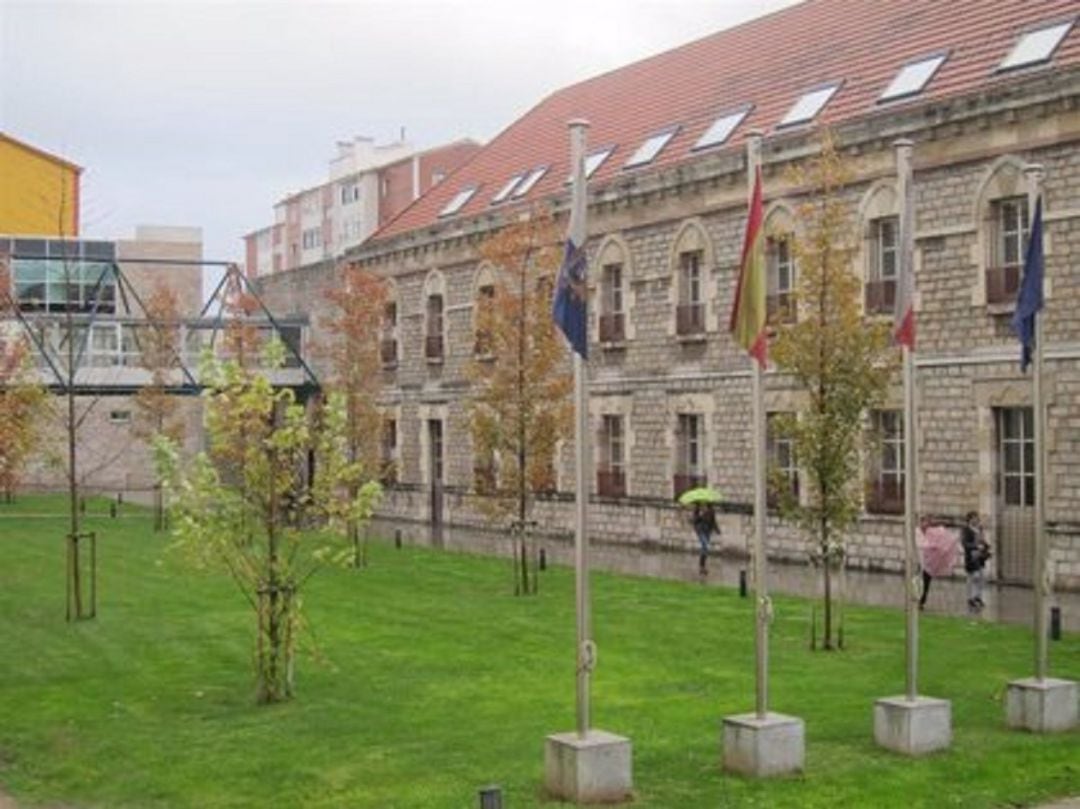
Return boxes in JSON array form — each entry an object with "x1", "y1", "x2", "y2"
[
  {"x1": 0, "y1": 262, "x2": 48, "y2": 503},
  {"x1": 157, "y1": 343, "x2": 381, "y2": 704},
  {"x1": 133, "y1": 282, "x2": 184, "y2": 530},
  {"x1": 769, "y1": 134, "x2": 897, "y2": 650},
  {"x1": 318, "y1": 263, "x2": 387, "y2": 566},
  {"x1": 468, "y1": 211, "x2": 573, "y2": 595}
]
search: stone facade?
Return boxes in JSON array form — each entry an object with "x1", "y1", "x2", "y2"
[{"x1": 258, "y1": 68, "x2": 1080, "y2": 591}]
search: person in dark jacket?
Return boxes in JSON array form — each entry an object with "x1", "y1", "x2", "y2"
[
  {"x1": 961, "y1": 511, "x2": 991, "y2": 613},
  {"x1": 691, "y1": 503, "x2": 719, "y2": 575}
]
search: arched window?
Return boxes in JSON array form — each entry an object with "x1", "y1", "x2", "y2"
[
  {"x1": 857, "y1": 180, "x2": 900, "y2": 316},
  {"x1": 593, "y1": 235, "x2": 633, "y2": 345},
  {"x1": 668, "y1": 219, "x2": 716, "y2": 339},
  {"x1": 423, "y1": 270, "x2": 447, "y2": 363},
  {"x1": 764, "y1": 203, "x2": 797, "y2": 325},
  {"x1": 380, "y1": 279, "x2": 399, "y2": 368},
  {"x1": 472, "y1": 263, "x2": 497, "y2": 358},
  {"x1": 973, "y1": 156, "x2": 1030, "y2": 308}
]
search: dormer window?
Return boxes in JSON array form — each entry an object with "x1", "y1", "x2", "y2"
[
  {"x1": 624, "y1": 128, "x2": 678, "y2": 169},
  {"x1": 491, "y1": 174, "x2": 524, "y2": 205},
  {"x1": 567, "y1": 148, "x2": 614, "y2": 183},
  {"x1": 512, "y1": 166, "x2": 548, "y2": 199},
  {"x1": 999, "y1": 20, "x2": 1074, "y2": 72},
  {"x1": 879, "y1": 53, "x2": 947, "y2": 102},
  {"x1": 778, "y1": 83, "x2": 841, "y2": 128},
  {"x1": 439, "y1": 186, "x2": 477, "y2": 217},
  {"x1": 693, "y1": 106, "x2": 751, "y2": 151}
]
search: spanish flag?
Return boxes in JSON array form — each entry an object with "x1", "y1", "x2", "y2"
[{"x1": 730, "y1": 166, "x2": 767, "y2": 367}]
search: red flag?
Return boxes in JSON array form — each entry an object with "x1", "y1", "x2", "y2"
[{"x1": 730, "y1": 167, "x2": 767, "y2": 366}]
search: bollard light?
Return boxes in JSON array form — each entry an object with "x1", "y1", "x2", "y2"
[
  {"x1": 394, "y1": 529, "x2": 402, "y2": 549},
  {"x1": 109, "y1": 502, "x2": 117, "y2": 519},
  {"x1": 539, "y1": 548, "x2": 547, "y2": 570},
  {"x1": 478, "y1": 785, "x2": 503, "y2": 809},
  {"x1": 739, "y1": 569, "x2": 748, "y2": 598},
  {"x1": 1050, "y1": 606, "x2": 1062, "y2": 641}
]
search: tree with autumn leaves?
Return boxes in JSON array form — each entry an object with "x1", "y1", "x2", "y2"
[
  {"x1": 319, "y1": 263, "x2": 389, "y2": 567},
  {"x1": 468, "y1": 211, "x2": 572, "y2": 595},
  {"x1": 769, "y1": 135, "x2": 897, "y2": 650},
  {"x1": 133, "y1": 282, "x2": 185, "y2": 530}
]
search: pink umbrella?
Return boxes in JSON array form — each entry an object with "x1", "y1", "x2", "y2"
[{"x1": 919, "y1": 525, "x2": 959, "y2": 578}]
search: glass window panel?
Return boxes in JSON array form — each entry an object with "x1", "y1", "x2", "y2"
[
  {"x1": 999, "y1": 21, "x2": 1073, "y2": 71},
  {"x1": 1023, "y1": 442, "x2": 1034, "y2": 475},
  {"x1": 779, "y1": 83, "x2": 840, "y2": 127},
  {"x1": 511, "y1": 166, "x2": 548, "y2": 199},
  {"x1": 1004, "y1": 476, "x2": 1021, "y2": 505},
  {"x1": 491, "y1": 174, "x2": 524, "y2": 204},
  {"x1": 1024, "y1": 477, "x2": 1036, "y2": 507},
  {"x1": 13, "y1": 239, "x2": 46, "y2": 258},
  {"x1": 624, "y1": 128, "x2": 678, "y2": 168},
  {"x1": 693, "y1": 107, "x2": 751, "y2": 151},
  {"x1": 1004, "y1": 441, "x2": 1021, "y2": 473},
  {"x1": 14, "y1": 258, "x2": 47, "y2": 282},
  {"x1": 439, "y1": 187, "x2": 477, "y2": 217},
  {"x1": 880, "y1": 54, "x2": 947, "y2": 101}
]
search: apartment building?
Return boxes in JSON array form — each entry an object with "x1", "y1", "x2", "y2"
[{"x1": 243, "y1": 136, "x2": 479, "y2": 277}]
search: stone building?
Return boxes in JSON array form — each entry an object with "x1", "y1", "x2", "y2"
[{"x1": 258, "y1": 0, "x2": 1080, "y2": 590}]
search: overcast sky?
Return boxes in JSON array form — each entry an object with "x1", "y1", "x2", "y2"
[{"x1": 1, "y1": 0, "x2": 799, "y2": 260}]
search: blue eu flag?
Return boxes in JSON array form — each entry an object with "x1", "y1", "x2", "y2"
[
  {"x1": 553, "y1": 237, "x2": 588, "y2": 358},
  {"x1": 1011, "y1": 197, "x2": 1043, "y2": 373}
]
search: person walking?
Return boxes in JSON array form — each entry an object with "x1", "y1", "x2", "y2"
[
  {"x1": 917, "y1": 515, "x2": 958, "y2": 610},
  {"x1": 961, "y1": 511, "x2": 991, "y2": 613},
  {"x1": 692, "y1": 502, "x2": 718, "y2": 576}
]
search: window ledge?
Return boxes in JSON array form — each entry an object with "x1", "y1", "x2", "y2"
[
  {"x1": 426, "y1": 357, "x2": 445, "y2": 366},
  {"x1": 599, "y1": 339, "x2": 627, "y2": 351},
  {"x1": 676, "y1": 331, "x2": 707, "y2": 345},
  {"x1": 474, "y1": 352, "x2": 495, "y2": 363},
  {"x1": 986, "y1": 302, "x2": 1016, "y2": 316}
]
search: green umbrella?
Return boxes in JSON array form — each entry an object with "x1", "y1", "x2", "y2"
[{"x1": 677, "y1": 486, "x2": 723, "y2": 506}]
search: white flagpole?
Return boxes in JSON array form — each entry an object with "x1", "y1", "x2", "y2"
[
  {"x1": 745, "y1": 130, "x2": 769, "y2": 720},
  {"x1": 896, "y1": 138, "x2": 920, "y2": 701},
  {"x1": 568, "y1": 119, "x2": 592, "y2": 737},
  {"x1": 1025, "y1": 163, "x2": 1047, "y2": 681}
]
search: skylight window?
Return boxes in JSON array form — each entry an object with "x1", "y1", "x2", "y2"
[
  {"x1": 693, "y1": 106, "x2": 751, "y2": 151},
  {"x1": 511, "y1": 166, "x2": 548, "y2": 199},
  {"x1": 491, "y1": 173, "x2": 525, "y2": 204},
  {"x1": 624, "y1": 128, "x2": 678, "y2": 168},
  {"x1": 439, "y1": 186, "x2": 477, "y2": 217},
  {"x1": 999, "y1": 20, "x2": 1074, "y2": 71},
  {"x1": 778, "y1": 83, "x2": 841, "y2": 128},
  {"x1": 567, "y1": 148, "x2": 615, "y2": 184},
  {"x1": 880, "y1": 53, "x2": 948, "y2": 102}
]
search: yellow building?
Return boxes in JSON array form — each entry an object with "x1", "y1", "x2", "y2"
[{"x1": 0, "y1": 132, "x2": 81, "y2": 236}]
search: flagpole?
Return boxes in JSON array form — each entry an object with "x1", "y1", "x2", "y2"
[
  {"x1": 568, "y1": 118, "x2": 592, "y2": 737},
  {"x1": 896, "y1": 138, "x2": 919, "y2": 702},
  {"x1": 1025, "y1": 163, "x2": 1047, "y2": 682},
  {"x1": 741, "y1": 130, "x2": 769, "y2": 719}
]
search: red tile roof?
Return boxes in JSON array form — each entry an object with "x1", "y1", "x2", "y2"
[{"x1": 372, "y1": 0, "x2": 1079, "y2": 242}]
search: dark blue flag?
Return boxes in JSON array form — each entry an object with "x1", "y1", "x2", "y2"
[
  {"x1": 552, "y1": 237, "x2": 588, "y2": 358},
  {"x1": 1011, "y1": 196, "x2": 1043, "y2": 372}
]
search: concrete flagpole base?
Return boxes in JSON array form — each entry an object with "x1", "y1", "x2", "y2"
[
  {"x1": 544, "y1": 730, "x2": 632, "y2": 804},
  {"x1": 873, "y1": 696, "x2": 952, "y2": 755},
  {"x1": 722, "y1": 712, "x2": 805, "y2": 777},
  {"x1": 1006, "y1": 677, "x2": 1079, "y2": 732}
]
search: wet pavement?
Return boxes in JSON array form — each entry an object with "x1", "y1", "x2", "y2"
[{"x1": 382, "y1": 520, "x2": 1080, "y2": 633}]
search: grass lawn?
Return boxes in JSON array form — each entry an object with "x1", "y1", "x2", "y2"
[{"x1": 0, "y1": 496, "x2": 1077, "y2": 808}]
